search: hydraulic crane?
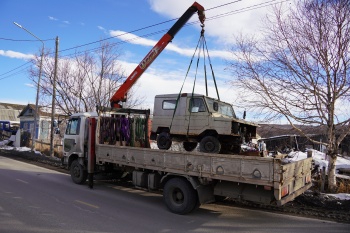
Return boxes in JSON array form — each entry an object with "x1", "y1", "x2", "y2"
[{"x1": 110, "y1": 2, "x2": 205, "y2": 108}]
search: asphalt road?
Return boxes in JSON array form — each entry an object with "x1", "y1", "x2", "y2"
[{"x1": 0, "y1": 155, "x2": 349, "y2": 233}]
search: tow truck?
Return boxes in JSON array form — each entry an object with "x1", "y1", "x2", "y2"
[{"x1": 63, "y1": 2, "x2": 313, "y2": 214}]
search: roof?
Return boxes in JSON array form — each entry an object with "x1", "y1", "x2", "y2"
[
  {"x1": 0, "y1": 102, "x2": 26, "y2": 111},
  {"x1": 0, "y1": 102, "x2": 26, "y2": 122},
  {"x1": 18, "y1": 104, "x2": 52, "y2": 118}
]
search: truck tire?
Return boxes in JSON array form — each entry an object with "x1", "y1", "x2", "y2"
[
  {"x1": 70, "y1": 160, "x2": 87, "y2": 184},
  {"x1": 183, "y1": 142, "x2": 197, "y2": 152},
  {"x1": 163, "y1": 177, "x2": 197, "y2": 214},
  {"x1": 199, "y1": 136, "x2": 221, "y2": 153},
  {"x1": 157, "y1": 132, "x2": 172, "y2": 150}
]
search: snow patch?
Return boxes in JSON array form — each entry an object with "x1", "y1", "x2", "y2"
[
  {"x1": 327, "y1": 193, "x2": 350, "y2": 200},
  {"x1": 286, "y1": 149, "x2": 350, "y2": 174}
]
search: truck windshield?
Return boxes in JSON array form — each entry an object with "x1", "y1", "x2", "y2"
[
  {"x1": 206, "y1": 98, "x2": 236, "y2": 118},
  {"x1": 65, "y1": 118, "x2": 80, "y2": 135}
]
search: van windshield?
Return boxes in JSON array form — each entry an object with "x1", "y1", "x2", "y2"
[{"x1": 206, "y1": 98, "x2": 236, "y2": 118}]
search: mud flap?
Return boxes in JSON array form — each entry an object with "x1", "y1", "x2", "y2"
[{"x1": 277, "y1": 183, "x2": 312, "y2": 206}]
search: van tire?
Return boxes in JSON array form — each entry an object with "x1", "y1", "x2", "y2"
[
  {"x1": 199, "y1": 136, "x2": 221, "y2": 153},
  {"x1": 157, "y1": 132, "x2": 172, "y2": 150}
]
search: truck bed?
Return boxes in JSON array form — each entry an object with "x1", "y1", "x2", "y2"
[{"x1": 95, "y1": 144, "x2": 312, "y2": 204}]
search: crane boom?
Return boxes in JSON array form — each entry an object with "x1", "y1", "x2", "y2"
[{"x1": 110, "y1": 2, "x2": 205, "y2": 108}]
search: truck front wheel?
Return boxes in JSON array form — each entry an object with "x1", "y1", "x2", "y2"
[
  {"x1": 199, "y1": 136, "x2": 221, "y2": 153},
  {"x1": 163, "y1": 177, "x2": 197, "y2": 214},
  {"x1": 70, "y1": 160, "x2": 87, "y2": 184}
]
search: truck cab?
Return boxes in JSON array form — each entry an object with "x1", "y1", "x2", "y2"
[
  {"x1": 62, "y1": 112, "x2": 97, "y2": 168},
  {"x1": 150, "y1": 93, "x2": 258, "y2": 154}
]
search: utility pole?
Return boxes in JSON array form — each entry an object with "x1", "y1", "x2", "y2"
[
  {"x1": 50, "y1": 36, "x2": 59, "y2": 157},
  {"x1": 14, "y1": 22, "x2": 44, "y2": 152}
]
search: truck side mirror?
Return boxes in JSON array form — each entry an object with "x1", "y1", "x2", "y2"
[{"x1": 213, "y1": 102, "x2": 218, "y2": 111}]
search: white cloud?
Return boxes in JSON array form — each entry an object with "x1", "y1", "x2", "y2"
[
  {"x1": 98, "y1": 26, "x2": 109, "y2": 35},
  {"x1": 48, "y1": 16, "x2": 58, "y2": 21},
  {"x1": 0, "y1": 50, "x2": 34, "y2": 60},
  {"x1": 116, "y1": 59, "x2": 240, "y2": 110},
  {"x1": 148, "y1": 0, "x2": 281, "y2": 44},
  {"x1": 108, "y1": 0, "x2": 280, "y2": 61},
  {"x1": 63, "y1": 21, "x2": 70, "y2": 24},
  {"x1": 110, "y1": 30, "x2": 233, "y2": 60},
  {"x1": 25, "y1": 83, "x2": 34, "y2": 88}
]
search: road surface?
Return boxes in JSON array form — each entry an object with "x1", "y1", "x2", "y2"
[{"x1": 0, "y1": 155, "x2": 349, "y2": 233}]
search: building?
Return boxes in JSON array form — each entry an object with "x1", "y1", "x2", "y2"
[
  {"x1": 0, "y1": 102, "x2": 24, "y2": 122},
  {"x1": 17, "y1": 104, "x2": 52, "y2": 142}
]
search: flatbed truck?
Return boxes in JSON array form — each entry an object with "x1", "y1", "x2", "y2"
[{"x1": 62, "y1": 109, "x2": 313, "y2": 214}]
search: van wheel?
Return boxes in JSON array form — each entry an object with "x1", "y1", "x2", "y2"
[
  {"x1": 183, "y1": 142, "x2": 197, "y2": 152},
  {"x1": 163, "y1": 178, "x2": 197, "y2": 214},
  {"x1": 157, "y1": 132, "x2": 172, "y2": 150},
  {"x1": 70, "y1": 160, "x2": 87, "y2": 184},
  {"x1": 199, "y1": 136, "x2": 221, "y2": 153}
]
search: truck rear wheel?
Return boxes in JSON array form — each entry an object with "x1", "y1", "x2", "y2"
[
  {"x1": 157, "y1": 132, "x2": 172, "y2": 150},
  {"x1": 163, "y1": 177, "x2": 197, "y2": 214},
  {"x1": 199, "y1": 136, "x2": 221, "y2": 153},
  {"x1": 70, "y1": 160, "x2": 87, "y2": 184}
]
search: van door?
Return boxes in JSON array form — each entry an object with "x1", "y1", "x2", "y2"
[{"x1": 185, "y1": 97, "x2": 209, "y2": 134}]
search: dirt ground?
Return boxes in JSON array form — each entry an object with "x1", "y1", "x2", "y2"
[{"x1": 1, "y1": 149, "x2": 349, "y2": 223}]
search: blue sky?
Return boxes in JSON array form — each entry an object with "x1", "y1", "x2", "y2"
[{"x1": 0, "y1": 0, "x2": 280, "y2": 114}]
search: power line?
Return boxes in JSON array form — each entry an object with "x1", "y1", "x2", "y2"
[
  {"x1": 59, "y1": 0, "x2": 282, "y2": 57},
  {"x1": 0, "y1": 37, "x2": 55, "y2": 42},
  {"x1": 0, "y1": 65, "x2": 31, "y2": 81},
  {"x1": 55, "y1": 1, "x2": 248, "y2": 55},
  {"x1": 206, "y1": 0, "x2": 243, "y2": 11},
  {"x1": 60, "y1": 0, "x2": 285, "y2": 58},
  {"x1": 60, "y1": 29, "x2": 169, "y2": 59},
  {"x1": 0, "y1": 61, "x2": 31, "y2": 78},
  {"x1": 0, "y1": 0, "x2": 287, "y2": 80},
  {"x1": 208, "y1": 0, "x2": 288, "y2": 21},
  {"x1": 59, "y1": 19, "x2": 176, "y2": 54}
]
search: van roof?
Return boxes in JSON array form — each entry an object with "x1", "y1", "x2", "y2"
[
  {"x1": 155, "y1": 93, "x2": 204, "y2": 98},
  {"x1": 70, "y1": 112, "x2": 98, "y2": 117}
]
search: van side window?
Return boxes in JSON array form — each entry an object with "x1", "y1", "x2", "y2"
[
  {"x1": 163, "y1": 100, "x2": 177, "y2": 110},
  {"x1": 190, "y1": 98, "x2": 206, "y2": 112},
  {"x1": 65, "y1": 118, "x2": 80, "y2": 135}
]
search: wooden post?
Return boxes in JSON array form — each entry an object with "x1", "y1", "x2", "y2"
[
  {"x1": 307, "y1": 150, "x2": 313, "y2": 158},
  {"x1": 321, "y1": 166, "x2": 326, "y2": 192},
  {"x1": 50, "y1": 36, "x2": 59, "y2": 157}
]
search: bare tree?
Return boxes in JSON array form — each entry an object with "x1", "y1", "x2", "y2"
[
  {"x1": 228, "y1": 0, "x2": 350, "y2": 191},
  {"x1": 30, "y1": 41, "x2": 145, "y2": 115}
]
